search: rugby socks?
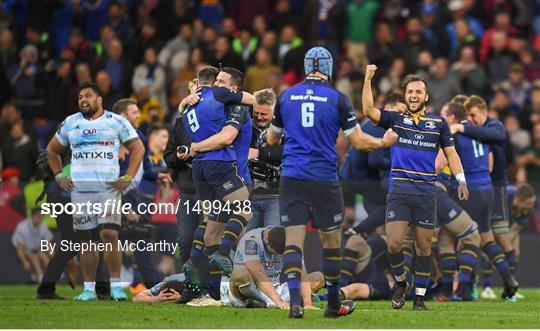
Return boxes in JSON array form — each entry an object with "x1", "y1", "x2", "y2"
[
  {"x1": 219, "y1": 215, "x2": 248, "y2": 257},
  {"x1": 189, "y1": 221, "x2": 207, "y2": 264},
  {"x1": 110, "y1": 277, "x2": 122, "y2": 288},
  {"x1": 480, "y1": 254, "x2": 494, "y2": 287},
  {"x1": 439, "y1": 253, "x2": 458, "y2": 288},
  {"x1": 482, "y1": 241, "x2": 512, "y2": 283},
  {"x1": 339, "y1": 248, "x2": 359, "y2": 286},
  {"x1": 505, "y1": 249, "x2": 517, "y2": 274},
  {"x1": 458, "y1": 244, "x2": 478, "y2": 283},
  {"x1": 403, "y1": 247, "x2": 414, "y2": 286},
  {"x1": 387, "y1": 250, "x2": 407, "y2": 283},
  {"x1": 206, "y1": 245, "x2": 221, "y2": 300},
  {"x1": 323, "y1": 248, "x2": 342, "y2": 309},
  {"x1": 283, "y1": 245, "x2": 303, "y2": 306},
  {"x1": 414, "y1": 255, "x2": 431, "y2": 298},
  {"x1": 84, "y1": 281, "x2": 96, "y2": 293}
]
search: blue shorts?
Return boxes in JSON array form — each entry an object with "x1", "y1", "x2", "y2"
[
  {"x1": 279, "y1": 177, "x2": 344, "y2": 231},
  {"x1": 192, "y1": 160, "x2": 246, "y2": 202},
  {"x1": 457, "y1": 189, "x2": 494, "y2": 233},
  {"x1": 435, "y1": 186, "x2": 463, "y2": 227},
  {"x1": 491, "y1": 185, "x2": 509, "y2": 222},
  {"x1": 385, "y1": 193, "x2": 437, "y2": 229}
]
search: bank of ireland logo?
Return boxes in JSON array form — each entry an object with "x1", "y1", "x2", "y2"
[
  {"x1": 306, "y1": 89, "x2": 314, "y2": 95},
  {"x1": 387, "y1": 211, "x2": 396, "y2": 219},
  {"x1": 415, "y1": 133, "x2": 424, "y2": 140},
  {"x1": 403, "y1": 117, "x2": 413, "y2": 125},
  {"x1": 425, "y1": 121, "x2": 436, "y2": 129}
]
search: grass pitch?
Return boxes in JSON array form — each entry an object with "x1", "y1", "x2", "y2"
[{"x1": 0, "y1": 285, "x2": 539, "y2": 328}]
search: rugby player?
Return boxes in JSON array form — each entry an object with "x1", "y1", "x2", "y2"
[
  {"x1": 450, "y1": 96, "x2": 519, "y2": 300},
  {"x1": 481, "y1": 183, "x2": 536, "y2": 299},
  {"x1": 47, "y1": 82, "x2": 145, "y2": 301},
  {"x1": 178, "y1": 66, "x2": 254, "y2": 301},
  {"x1": 363, "y1": 64, "x2": 468, "y2": 310},
  {"x1": 433, "y1": 102, "x2": 483, "y2": 301},
  {"x1": 267, "y1": 47, "x2": 398, "y2": 318},
  {"x1": 443, "y1": 96, "x2": 518, "y2": 300}
]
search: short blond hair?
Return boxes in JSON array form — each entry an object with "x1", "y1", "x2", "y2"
[
  {"x1": 464, "y1": 95, "x2": 488, "y2": 112},
  {"x1": 254, "y1": 88, "x2": 277, "y2": 107}
]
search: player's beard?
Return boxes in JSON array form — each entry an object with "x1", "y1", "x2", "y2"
[
  {"x1": 406, "y1": 98, "x2": 426, "y2": 114},
  {"x1": 80, "y1": 101, "x2": 99, "y2": 118}
]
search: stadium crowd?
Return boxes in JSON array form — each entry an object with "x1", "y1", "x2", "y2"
[{"x1": 0, "y1": 0, "x2": 539, "y2": 314}]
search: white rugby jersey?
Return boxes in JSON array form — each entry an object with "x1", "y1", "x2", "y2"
[
  {"x1": 55, "y1": 110, "x2": 139, "y2": 192},
  {"x1": 234, "y1": 227, "x2": 284, "y2": 284}
]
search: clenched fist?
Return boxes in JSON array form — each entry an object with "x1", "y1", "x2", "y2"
[
  {"x1": 382, "y1": 128, "x2": 398, "y2": 148},
  {"x1": 365, "y1": 64, "x2": 378, "y2": 81}
]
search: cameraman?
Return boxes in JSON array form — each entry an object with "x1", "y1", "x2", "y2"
[
  {"x1": 246, "y1": 89, "x2": 283, "y2": 231},
  {"x1": 163, "y1": 99, "x2": 202, "y2": 264}
]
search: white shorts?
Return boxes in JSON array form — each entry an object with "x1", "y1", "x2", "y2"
[
  {"x1": 220, "y1": 280, "x2": 290, "y2": 308},
  {"x1": 71, "y1": 191, "x2": 122, "y2": 231}
]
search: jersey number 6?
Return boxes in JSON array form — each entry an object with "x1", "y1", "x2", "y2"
[
  {"x1": 187, "y1": 109, "x2": 200, "y2": 132},
  {"x1": 301, "y1": 102, "x2": 314, "y2": 127}
]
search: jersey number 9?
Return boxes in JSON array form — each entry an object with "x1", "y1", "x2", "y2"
[
  {"x1": 187, "y1": 109, "x2": 200, "y2": 132},
  {"x1": 301, "y1": 102, "x2": 314, "y2": 127}
]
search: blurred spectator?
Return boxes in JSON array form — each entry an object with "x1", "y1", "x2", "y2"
[
  {"x1": 208, "y1": 34, "x2": 244, "y2": 72},
  {"x1": 301, "y1": 0, "x2": 347, "y2": 58},
  {"x1": 31, "y1": 112, "x2": 55, "y2": 151},
  {"x1": 95, "y1": 70, "x2": 120, "y2": 111},
  {"x1": 378, "y1": 57, "x2": 406, "y2": 96},
  {"x1": 345, "y1": 0, "x2": 379, "y2": 68},
  {"x1": 449, "y1": 18, "x2": 479, "y2": 60},
  {"x1": 232, "y1": 28, "x2": 258, "y2": 65},
  {"x1": 415, "y1": 50, "x2": 434, "y2": 81},
  {"x1": 505, "y1": 114, "x2": 531, "y2": 154},
  {"x1": 43, "y1": 61, "x2": 73, "y2": 121},
  {"x1": 269, "y1": 0, "x2": 295, "y2": 33},
  {"x1": 6, "y1": 44, "x2": 44, "y2": 118},
  {"x1": 106, "y1": 1, "x2": 134, "y2": 47},
  {"x1": 197, "y1": 0, "x2": 224, "y2": 30},
  {"x1": 525, "y1": 86, "x2": 540, "y2": 130},
  {"x1": 517, "y1": 123, "x2": 540, "y2": 194},
  {"x1": 158, "y1": 24, "x2": 190, "y2": 84},
  {"x1": 130, "y1": 20, "x2": 162, "y2": 64},
  {"x1": 490, "y1": 88, "x2": 520, "y2": 121},
  {"x1": 243, "y1": 48, "x2": 281, "y2": 93},
  {"x1": 0, "y1": 28, "x2": 17, "y2": 104},
  {"x1": 252, "y1": 15, "x2": 267, "y2": 40},
  {"x1": 0, "y1": 102, "x2": 23, "y2": 143},
  {"x1": 450, "y1": 45, "x2": 487, "y2": 96},
  {"x1": 400, "y1": 16, "x2": 435, "y2": 72},
  {"x1": 1, "y1": 121, "x2": 39, "y2": 181},
  {"x1": 480, "y1": 12, "x2": 518, "y2": 64},
  {"x1": 25, "y1": 25, "x2": 54, "y2": 66},
  {"x1": 61, "y1": 27, "x2": 94, "y2": 64},
  {"x1": 230, "y1": 0, "x2": 269, "y2": 31},
  {"x1": 500, "y1": 63, "x2": 531, "y2": 110},
  {"x1": 421, "y1": 2, "x2": 448, "y2": 56},
  {"x1": 220, "y1": 17, "x2": 237, "y2": 39},
  {"x1": 174, "y1": 47, "x2": 205, "y2": 88},
  {"x1": 133, "y1": 47, "x2": 167, "y2": 110},
  {"x1": 426, "y1": 57, "x2": 462, "y2": 114},
  {"x1": 259, "y1": 30, "x2": 279, "y2": 65},
  {"x1": 131, "y1": 84, "x2": 163, "y2": 134},
  {"x1": 445, "y1": 0, "x2": 484, "y2": 52},
  {"x1": 485, "y1": 31, "x2": 518, "y2": 85},
  {"x1": 11, "y1": 208, "x2": 53, "y2": 283},
  {"x1": 0, "y1": 168, "x2": 25, "y2": 232},
  {"x1": 520, "y1": 48, "x2": 540, "y2": 83},
  {"x1": 81, "y1": 0, "x2": 111, "y2": 41},
  {"x1": 96, "y1": 38, "x2": 133, "y2": 98},
  {"x1": 277, "y1": 24, "x2": 304, "y2": 67},
  {"x1": 335, "y1": 58, "x2": 354, "y2": 102},
  {"x1": 367, "y1": 21, "x2": 401, "y2": 78}
]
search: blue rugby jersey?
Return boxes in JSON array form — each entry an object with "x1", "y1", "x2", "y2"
[
  {"x1": 271, "y1": 77, "x2": 357, "y2": 181},
  {"x1": 183, "y1": 86, "x2": 243, "y2": 162},
  {"x1": 377, "y1": 109, "x2": 454, "y2": 195},
  {"x1": 55, "y1": 110, "x2": 139, "y2": 192},
  {"x1": 453, "y1": 122, "x2": 492, "y2": 191},
  {"x1": 461, "y1": 117, "x2": 507, "y2": 185},
  {"x1": 226, "y1": 104, "x2": 253, "y2": 186}
]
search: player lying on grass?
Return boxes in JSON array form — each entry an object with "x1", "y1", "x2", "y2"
[{"x1": 187, "y1": 226, "x2": 323, "y2": 308}]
